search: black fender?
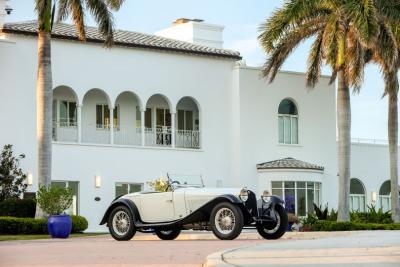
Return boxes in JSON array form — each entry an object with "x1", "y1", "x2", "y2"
[
  {"x1": 178, "y1": 194, "x2": 247, "y2": 225},
  {"x1": 99, "y1": 198, "x2": 141, "y2": 225}
]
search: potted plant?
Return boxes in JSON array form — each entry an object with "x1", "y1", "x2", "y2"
[{"x1": 36, "y1": 185, "x2": 73, "y2": 238}]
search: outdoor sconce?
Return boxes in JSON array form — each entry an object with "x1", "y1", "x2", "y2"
[
  {"x1": 26, "y1": 172, "x2": 33, "y2": 186},
  {"x1": 95, "y1": 175, "x2": 101, "y2": 188},
  {"x1": 371, "y1": 191, "x2": 377, "y2": 203}
]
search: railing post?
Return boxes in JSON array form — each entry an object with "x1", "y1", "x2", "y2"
[
  {"x1": 77, "y1": 104, "x2": 82, "y2": 143},
  {"x1": 141, "y1": 109, "x2": 145, "y2": 146},
  {"x1": 110, "y1": 106, "x2": 114, "y2": 145},
  {"x1": 171, "y1": 112, "x2": 176, "y2": 148}
]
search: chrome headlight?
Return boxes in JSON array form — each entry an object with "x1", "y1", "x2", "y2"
[
  {"x1": 262, "y1": 190, "x2": 271, "y2": 203},
  {"x1": 239, "y1": 188, "x2": 249, "y2": 202}
]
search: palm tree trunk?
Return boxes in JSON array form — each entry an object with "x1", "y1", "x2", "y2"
[
  {"x1": 337, "y1": 69, "x2": 351, "y2": 222},
  {"x1": 36, "y1": 31, "x2": 53, "y2": 187},
  {"x1": 388, "y1": 73, "x2": 400, "y2": 223}
]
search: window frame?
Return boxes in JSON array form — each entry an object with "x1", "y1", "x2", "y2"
[
  {"x1": 96, "y1": 104, "x2": 119, "y2": 130},
  {"x1": 58, "y1": 100, "x2": 77, "y2": 128},
  {"x1": 115, "y1": 182, "x2": 144, "y2": 198},
  {"x1": 278, "y1": 99, "x2": 299, "y2": 145}
]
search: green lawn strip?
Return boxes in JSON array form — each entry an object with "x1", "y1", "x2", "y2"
[{"x1": 0, "y1": 233, "x2": 107, "y2": 241}]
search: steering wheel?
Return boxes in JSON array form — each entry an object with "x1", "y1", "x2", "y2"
[{"x1": 166, "y1": 180, "x2": 180, "y2": 192}]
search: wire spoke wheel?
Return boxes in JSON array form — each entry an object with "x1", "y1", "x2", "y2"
[
  {"x1": 215, "y1": 208, "x2": 236, "y2": 234},
  {"x1": 112, "y1": 210, "x2": 131, "y2": 236}
]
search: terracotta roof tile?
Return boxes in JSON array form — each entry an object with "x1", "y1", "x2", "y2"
[{"x1": 257, "y1": 157, "x2": 324, "y2": 171}]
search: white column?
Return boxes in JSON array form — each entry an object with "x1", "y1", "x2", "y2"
[
  {"x1": 171, "y1": 112, "x2": 176, "y2": 148},
  {"x1": 109, "y1": 107, "x2": 114, "y2": 144},
  {"x1": 77, "y1": 104, "x2": 82, "y2": 143},
  {"x1": 141, "y1": 109, "x2": 145, "y2": 146}
]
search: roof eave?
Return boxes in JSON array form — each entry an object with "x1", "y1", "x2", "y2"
[{"x1": 1, "y1": 28, "x2": 242, "y2": 61}]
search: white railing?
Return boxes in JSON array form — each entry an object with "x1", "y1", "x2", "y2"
[
  {"x1": 176, "y1": 130, "x2": 200, "y2": 149},
  {"x1": 145, "y1": 127, "x2": 172, "y2": 147},
  {"x1": 114, "y1": 127, "x2": 142, "y2": 146},
  {"x1": 351, "y1": 138, "x2": 390, "y2": 145},
  {"x1": 82, "y1": 124, "x2": 110, "y2": 144},
  {"x1": 52, "y1": 121, "x2": 78, "y2": 142}
]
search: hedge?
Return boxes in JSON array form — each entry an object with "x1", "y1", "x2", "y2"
[
  {"x1": 0, "y1": 215, "x2": 89, "y2": 234},
  {"x1": 0, "y1": 199, "x2": 36, "y2": 218},
  {"x1": 311, "y1": 220, "x2": 400, "y2": 231}
]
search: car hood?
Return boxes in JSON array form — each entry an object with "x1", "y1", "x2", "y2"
[{"x1": 175, "y1": 187, "x2": 243, "y2": 196}]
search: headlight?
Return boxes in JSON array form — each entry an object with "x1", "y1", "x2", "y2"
[
  {"x1": 262, "y1": 190, "x2": 271, "y2": 202},
  {"x1": 239, "y1": 188, "x2": 249, "y2": 202}
]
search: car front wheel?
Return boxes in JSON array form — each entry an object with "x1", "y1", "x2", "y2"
[
  {"x1": 210, "y1": 202, "x2": 244, "y2": 240},
  {"x1": 256, "y1": 204, "x2": 288, "y2": 240},
  {"x1": 108, "y1": 205, "x2": 136, "y2": 241},
  {"x1": 155, "y1": 228, "x2": 181, "y2": 240}
]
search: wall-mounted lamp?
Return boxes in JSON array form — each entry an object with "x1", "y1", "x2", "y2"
[
  {"x1": 371, "y1": 191, "x2": 377, "y2": 203},
  {"x1": 26, "y1": 172, "x2": 33, "y2": 186},
  {"x1": 95, "y1": 175, "x2": 101, "y2": 188}
]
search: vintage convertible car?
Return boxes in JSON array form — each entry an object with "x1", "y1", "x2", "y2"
[{"x1": 100, "y1": 175, "x2": 288, "y2": 241}]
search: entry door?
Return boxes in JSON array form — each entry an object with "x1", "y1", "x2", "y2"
[{"x1": 138, "y1": 192, "x2": 175, "y2": 222}]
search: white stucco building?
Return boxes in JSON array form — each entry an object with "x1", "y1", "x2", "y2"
[{"x1": 0, "y1": 16, "x2": 398, "y2": 231}]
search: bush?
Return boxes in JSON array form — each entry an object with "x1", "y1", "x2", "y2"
[
  {"x1": 36, "y1": 185, "x2": 73, "y2": 215},
  {"x1": 0, "y1": 215, "x2": 89, "y2": 234},
  {"x1": 350, "y1": 206, "x2": 392, "y2": 224},
  {"x1": 0, "y1": 198, "x2": 36, "y2": 218},
  {"x1": 0, "y1": 217, "x2": 47, "y2": 234},
  {"x1": 312, "y1": 220, "x2": 400, "y2": 231},
  {"x1": 71, "y1": 215, "x2": 88, "y2": 233}
]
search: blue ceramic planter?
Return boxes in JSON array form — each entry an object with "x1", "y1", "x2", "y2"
[
  {"x1": 48, "y1": 214, "x2": 72, "y2": 238},
  {"x1": 287, "y1": 222, "x2": 293, "y2": 231}
]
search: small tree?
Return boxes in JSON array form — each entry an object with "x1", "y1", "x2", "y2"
[
  {"x1": 36, "y1": 185, "x2": 73, "y2": 215},
  {"x1": 0, "y1": 144, "x2": 27, "y2": 201}
]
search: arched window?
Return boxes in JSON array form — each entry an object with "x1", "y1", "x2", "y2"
[
  {"x1": 379, "y1": 180, "x2": 391, "y2": 212},
  {"x1": 350, "y1": 178, "x2": 366, "y2": 212},
  {"x1": 278, "y1": 99, "x2": 298, "y2": 144}
]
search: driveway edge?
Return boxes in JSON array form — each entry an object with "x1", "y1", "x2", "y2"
[{"x1": 203, "y1": 245, "x2": 254, "y2": 267}]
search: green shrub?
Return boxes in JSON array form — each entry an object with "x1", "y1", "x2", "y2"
[
  {"x1": 0, "y1": 215, "x2": 89, "y2": 234},
  {"x1": 0, "y1": 199, "x2": 36, "y2": 218},
  {"x1": 350, "y1": 206, "x2": 392, "y2": 224},
  {"x1": 71, "y1": 215, "x2": 88, "y2": 233},
  {"x1": 36, "y1": 186, "x2": 73, "y2": 215},
  {"x1": 312, "y1": 220, "x2": 400, "y2": 231},
  {"x1": 0, "y1": 217, "x2": 47, "y2": 234}
]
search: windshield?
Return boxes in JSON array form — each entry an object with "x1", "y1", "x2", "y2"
[{"x1": 167, "y1": 174, "x2": 204, "y2": 189}]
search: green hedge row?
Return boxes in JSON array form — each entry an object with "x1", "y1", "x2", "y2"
[
  {"x1": 0, "y1": 215, "x2": 89, "y2": 234},
  {"x1": 0, "y1": 199, "x2": 36, "y2": 218},
  {"x1": 312, "y1": 220, "x2": 400, "y2": 231}
]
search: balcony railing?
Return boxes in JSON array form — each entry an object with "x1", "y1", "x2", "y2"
[
  {"x1": 176, "y1": 130, "x2": 200, "y2": 149},
  {"x1": 114, "y1": 127, "x2": 141, "y2": 146},
  {"x1": 52, "y1": 121, "x2": 78, "y2": 142},
  {"x1": 145, "y1": 127, "x2": 172, "y2": 147},
  {"x1": 53, "y1": 122, "x2": 200, "y2": 149}
]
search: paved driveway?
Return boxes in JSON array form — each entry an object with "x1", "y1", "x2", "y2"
[{"x1": 0, "y1": 231, "x2": 352, "y2": 267}]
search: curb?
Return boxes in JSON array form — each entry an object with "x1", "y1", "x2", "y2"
[{"x1": 203, "y1": 245, "x2": 254, "y2": 267}]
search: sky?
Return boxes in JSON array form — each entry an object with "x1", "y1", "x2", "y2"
[{"x1": 4, "y1": 0, "x2": 392, "y2": 140}]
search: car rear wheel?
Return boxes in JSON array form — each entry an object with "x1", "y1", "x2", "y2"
[
  {"x1": 256, "y1": 204, "x2": 288, "y2": 240},
  {"x1": 108, "y1": 205, "x2": 136, "y2": 241},
  {"x1": 210, "y1": 202, "x2": 244, "y2": 240},
  {"x1": 155, "y1": 228, "x2": 181, "y2": 240}
]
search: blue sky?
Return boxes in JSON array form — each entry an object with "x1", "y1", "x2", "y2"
[{"x1": 6, "y1": 0, "x2": 391, "y2": 140}]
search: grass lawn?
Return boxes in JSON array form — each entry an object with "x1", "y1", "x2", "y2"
[{"x1": 0, "y1": 233, "x2": 107, "y2": 241}]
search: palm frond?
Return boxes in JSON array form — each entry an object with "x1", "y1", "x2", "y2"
[
  {"x1": 375, "y1": 0, "x2": 400, "y2": 22},
  {"x1": 346, "y1": 31, "x2": 365, "y2": 92},
  {"x1": 71, "y1": 0, "x2": 86, "y2": 41},
  {"x1": 383, "y1": 69, "x2": 399, "y2": 99},
  {"x1": 85, "y1": 0, "x2": 115, "y2": 46},
  {"x1": 258, "y1": 0, "x2": 329, "y2": 52},
  {"x1": 345, "y1": 0, "x2": 379, "y2": 46},
  {"x1": 322, "y1": 15, "x2": 339, "y2": 67},
  {"x1": 104, "y1": 0, "x2": 125, "y2": 10},
  {"x1": 262, "y1": 21, "x2": 325, "y2": 82},
  {"x1": 56, "y1": 0, "x2": 71, "y2": 22},
  {"x1": 306, "y1": 30, "x2": 324, "y2": 88},
  {"x1": 374, "y1": 20, "x2": 398, "y2": 72}
]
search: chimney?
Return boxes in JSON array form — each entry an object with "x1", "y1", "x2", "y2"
[
  {"x1": 0, "y1": 0, "x2": 12, "y2": 29},
  {"x1": 155, "y1": 18, "x2": 225, "y2": 48}
]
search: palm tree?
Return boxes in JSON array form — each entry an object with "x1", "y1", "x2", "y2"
[
  {"x1": 258, "y1": 0, "x2": 381, "y2": 221},
  {"x1": 35, "y1": 0, "x2": 124, "y2": 188},
  {"x1": 365, "y1": 3, "x2": 400, "y2": 221}
]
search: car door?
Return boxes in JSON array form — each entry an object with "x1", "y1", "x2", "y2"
[{"x1": 138, "y1": 192, "x2": 175, "y2": 223}]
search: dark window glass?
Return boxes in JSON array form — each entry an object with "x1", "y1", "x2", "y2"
[
  {"x1": 145, "y1": 108, "x2": 152, "y2": 128},
  {"x1": 297, "y1": 188, "x2": 306, "y2": 216},
  {"x1": 350, "y1": 179, "x2": 365, "y2": 194},
  {"x1": 178, "y1": 110, "x2": 185, "y2": 130},
  {"x1": 379, "y1": 180, "x2": 391, "y2": 196},
  {"x1": 278, "y1": 99, "x2": 298, "y2": 115},
  {"x1": 96, "y1": 105, "x2": 103, "y2": 126},
  {"x1": 186, "y1": 111, "x2": 193, "y2": 130}
]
